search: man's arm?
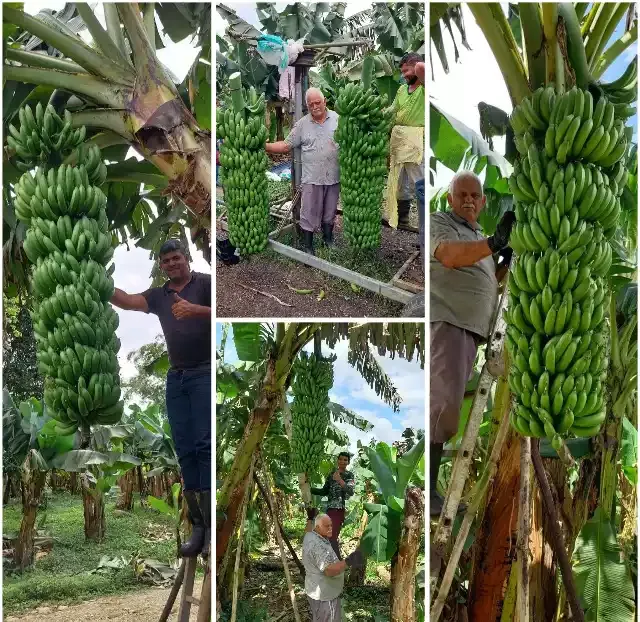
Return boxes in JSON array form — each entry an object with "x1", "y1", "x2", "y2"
[
  {"x1": 171, "y1": 294, "x2": 210, "y2": 319},
  {"x1": 111, "y1": 288, "x2": 149, "y2": 312},
  {"x1": 265, "y1": 141, "x2": 292, "y2": 155},
  {"x1": 324, "y1": 560, "x2": 347, "y2": 577},
  {"x1": 415, "y1": 61, "x2": 425, "y2": 85},
  {"x1": 433, "y1": 239, "x2": 494, "y2": 269}
]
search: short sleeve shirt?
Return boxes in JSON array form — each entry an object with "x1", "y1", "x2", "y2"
[
  {"x1": 285, "y1": 110, "x2": 340, "y2": 185},
  {"x1": 302, "y1": 531, "x2": 344, "y2": 601},
  {"x1": 430, "y1": 211, "x2": 498, "y2": 339},
  {"x1": 142, "y1": 271, "x2": 211, "y2": 370},
  {"x1": 392, "y1": 84, "x2": 425, "y2": 127}
]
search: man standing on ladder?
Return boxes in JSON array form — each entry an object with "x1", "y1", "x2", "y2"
[
  {"x1": 265, "y1": 87, "x2": 340, "y2": 255},
  {"x1": 386, "y1": 53, "x2": 425, "y2": 230},
  {"x1": 111, "y1": 240, "x2": 212, "y2": 556},
  {"x1": 429, "y1": 171, "x2": 515, "y2": 516}
]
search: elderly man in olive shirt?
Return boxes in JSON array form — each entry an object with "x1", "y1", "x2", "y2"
[
  {"x1": 111, "y1": 239, "x2": 212, "y2": 556},
  {"x1": 430, "y1": 171, "x2": 515, "y2": 516},
  {"x1": 265, "y1": 87, "x2": 339, "y2": 255}
]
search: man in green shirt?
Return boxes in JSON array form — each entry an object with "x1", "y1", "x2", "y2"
[{"x1": 388, "y1": 53, "x2": 425, "y2": 227}]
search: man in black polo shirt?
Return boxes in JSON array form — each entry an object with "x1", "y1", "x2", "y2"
[{"x1": 111, "y1": 240, "x2": 211, "y2": 557}]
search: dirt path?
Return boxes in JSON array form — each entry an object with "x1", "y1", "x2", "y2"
[{"x1": 4, "y1": 580, "x2": 203, "y2": 622}]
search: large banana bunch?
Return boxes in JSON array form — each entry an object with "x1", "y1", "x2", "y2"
[
  {"x1": 6, "y1": 103, "x2": 89, "y2": 171},
  {"x1": 217, "y1": 87, "x2": 269, "y2": 256},
  {"x1": 334, "y1": 83, "x2": 393, "y2": 249},
  {"x1": 290, "y1": 352, "x2": 335, "y2": 476},
  {"x1": 9, "y1": 105, "x2": 123, "y2": 435},
  {"x1": 599, "y1": 57, "x2": 637, "y2": 120},
  {"x1": 505, "y1": 85, "x2": 630, "y2": 445}
]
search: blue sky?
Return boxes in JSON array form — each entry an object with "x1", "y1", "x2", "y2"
[{"x1": 216, "y1": 324, "x2": 426, "y2": 453}]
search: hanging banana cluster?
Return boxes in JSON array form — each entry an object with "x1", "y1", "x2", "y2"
[
  {"x1": 290, "y1": 352, "x2": 335, "y2": 476},
  {"x1": 505, "y1": 84, "x2": 630, "y2": 446},
  {"x1": 9, "y1": 104, "x2": 123, "y2": 435},
  {"x1": 217, "y1": 86, "x2": 269, "y2": 256}
]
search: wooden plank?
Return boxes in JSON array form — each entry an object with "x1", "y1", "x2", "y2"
[
  {"x1": 178, "y1": 556, "x2": 197, "y2": 622},
  {"x1": 269, "y1": 222, "x2": 295, "y2": 238},
  {"x1": 391, "y1": 250, "x2": 420, "y2": 282},
  {"x1": 392, "y1": 278, "x2": 423, "y2": 294},
  {"x1": 268, "y1": 239, "x2": 414, "y2": 304}
]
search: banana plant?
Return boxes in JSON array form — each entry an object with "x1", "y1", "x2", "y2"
[
  {"x1": 360, "y1": 438, "x2": 425, "y2": 562},
  {"x1": 3, "y1": 3, "x2": 211, "y2": 267}
]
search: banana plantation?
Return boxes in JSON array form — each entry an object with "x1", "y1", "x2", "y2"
[
  {"x1": 215, "y1": 3, "x2": 426, "y2": 318},
  {"x1": 430, "y1": 3, "x2": 637, "y2": 621},
  {"x1": 2, "y1": 2, "x2": 211, "y2": 616},
  {"x1": 216, "y1": 322, "x2": 426, "y2": 622}
]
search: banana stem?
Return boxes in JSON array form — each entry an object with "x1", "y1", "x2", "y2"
[
  {"x1": 542, "y1": 4, "x2": 560, "y2": 87},
  {"x1": 229, "y1": 72, "x2": 245, "y2": 114},
  {"x1": 4, "y1": 48, "x2": 85, "y2": 74},
  {"x1": 589, "y1": 3, "x2": 630, "y2": 71},
  {"x1": 584, "y1": 3, "x2": 623, "y2": 69},
  {"x1": 592, "y1": 24, "x2": 638, "y2": 79}
]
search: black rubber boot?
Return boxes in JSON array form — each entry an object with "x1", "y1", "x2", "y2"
[
  {"x1": 430, "y1": 443, "x2": 445, "y2": 518},
  {"x1": 199, "y1": 490, "x2": 211, "y2": 558},
  {"x1": 322, "y1": 223, "x2": 334, "y2": 246},
  {"x1": 303, "y1": 230, "x2": 315, "y2": 255},
  {"x1": 397, "y1": 200, "x2": 411, "y2": 227},
  {"x1": 180, "y1": 490, "x2": 205, "y2": 557}
]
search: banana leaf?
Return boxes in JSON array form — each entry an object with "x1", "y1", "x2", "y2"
[
  {"x1": 360, "y1": 503, "x2": 402, "y2": 562},
  {"x1": 572, "y1": 507, "x2": 636, "y2": 621}
]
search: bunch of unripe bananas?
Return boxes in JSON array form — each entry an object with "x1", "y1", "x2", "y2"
[
  {"x1": 8, "y1": 104, "x2": 123, "y2": 435},
  {"x1": 505, "y1": 84, "x2": 629, "y2": 446},
  {"x1": 290, "y1": 352, "x2": 335, "y2": 476}
]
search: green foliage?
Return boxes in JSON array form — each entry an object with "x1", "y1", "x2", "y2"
[
  {"x1": 2, "y1": 299, "x2": 43, "y2": 403},
  {"x1": 2, "y1": 491, "x2": 178, "y2": 614},
  {"x1": 122, "y1": 335, "x2": 168, "y2": 413},
  {"x1": 573, "y1": 507, "x2": 636, "y2": 621}
]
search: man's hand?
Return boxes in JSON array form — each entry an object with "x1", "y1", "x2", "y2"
[
  {"x1": 171, "y1": 293, "x2": 198, "y2": 319},
  {"x1": 332, "y1": 471, "x2": 345, "y2": 486},
  {"x1": 306, "y1": 506, "x2": 318, "y2": 522},
  {"x1": 345, "y1": 549, "x2": 364, "y2": 568},
  {"x1": 487, "y1": 211, "x2": 516, "y2": 253}
]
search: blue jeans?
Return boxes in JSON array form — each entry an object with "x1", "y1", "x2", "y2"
[
  {"x1": 416, "y1": 177, "x2": 425, "y2": 256},
  {"x1": 165, "y1": 368, "x2": 211, "y2": 491}
]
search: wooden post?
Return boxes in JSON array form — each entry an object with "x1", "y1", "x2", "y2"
[
  {"x1": 261, "y1": 463, "x2": 302, "y2": 622},
  {"x1": 292, "y1": 64, "x2": 303, "y2": 241},
  {"x1": 517, "y1": 437, "x2": 532, "y2": 621},
  {"x1": 231, "y1": 458, "x2": 254, "y2": 622}
]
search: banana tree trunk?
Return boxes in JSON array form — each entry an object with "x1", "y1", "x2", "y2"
[
  {"x1": 69, "y1": 471, "x2": 79, "y2": 495},
  {"x1": 82, "y1": 473, "x2": 106, "y2": 542},
  {"x1": 216, "y1": 358, "x2": 283, "y2": 572},
  {"x1": 116, "y1": 470, "x2": 135, "y2": 511},
  {"x1": 15, "y1": 467, "x2": 47, "y2": 570},
  {"x1": 467, "y1": 428, "x2": 520, "y2": 619},
  {"x1": 390, "y1": 487, "x2": 424, "y2": 622}
]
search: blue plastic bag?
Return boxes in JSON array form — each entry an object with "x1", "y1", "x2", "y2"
[{"x1": 257, "y1": 34, "x2": 289, "y2": 72}]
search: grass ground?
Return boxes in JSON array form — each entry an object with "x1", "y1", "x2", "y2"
[{"x1": 2, "y1": 491, "x2": 201, "y2": 615}]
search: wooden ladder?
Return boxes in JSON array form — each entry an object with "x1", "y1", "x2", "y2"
[
  {"x1": 431, "y1": 286, "x2": 509, "y2": 567},
  {"x1": 159, "y1": 553, "x2": 211, "y2": 622}
]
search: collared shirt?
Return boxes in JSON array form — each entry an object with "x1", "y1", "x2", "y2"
[
  {"x1": 392, "y1": 84, "x2": 425, "y2": 127},
  {"x1": 142, "y1": 271, "x2": 211, "y2": 370},
  {"x1": 430, "y1": 211, "x2": 498, "y2": 339},
  {"x1": 302, "y1": 531, "x2": 344, "y2": 601},
  {"x1": 285, "y1": 110, "x2": 340, "y2": 185},
  {"x1": 311, "y1": 469, "x2": 355, "y2": 510}
]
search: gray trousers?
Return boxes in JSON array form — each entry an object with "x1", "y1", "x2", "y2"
[
  {"x1": 300, "y1": 183, "x2": 340, "y2": 232},
  {"x1": 307, "y1": 596, "x2": 342, "y2": 622},
  {"x1": 430, "y1": 321, "x2": 478, "y2": 443},
  {"x1": 397, "y1": 160, "x2": 424, "y2": 201}
]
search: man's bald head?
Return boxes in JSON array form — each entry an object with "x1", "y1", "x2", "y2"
[{"x1": 447, "y1": 171, "x2": 486, "y2": 225}]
